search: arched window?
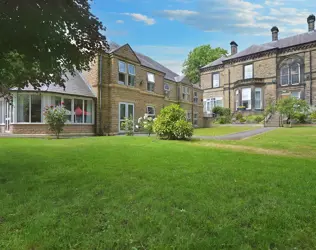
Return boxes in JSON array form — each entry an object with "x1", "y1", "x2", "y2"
[
  {"x1": 291, "y1": 63, "x2": 300, "y2": 85},
  {"x1": 280, "y1": 66, "x2": 289, "y2": 86}
]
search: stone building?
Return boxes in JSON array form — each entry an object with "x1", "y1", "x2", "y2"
[
  {"x1": 0, "y1": 42, "x2": 203, "y2": 136},
  {"x1": 201, "y1": 14, "x2": 316, "y2": 117}
]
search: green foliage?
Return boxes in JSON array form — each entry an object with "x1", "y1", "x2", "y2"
[
  {"x1": 217, "y1": 116, "x2": 232, "y2": 124},
  {"x1": 0, "y1": 0, "x2": 108, "y2": 96},
  {"x1": 246, "y1": 115, "x2": 265, "y2": 124},
  {"x1": 153, "y1": 104, "x2": 193, "y2": 140},
  {"x1": 264, "y1": 100, "x2": 277, "y2": 116},
  {"x1": 174, "y1": 120, "x2": 194, "y2": 140},
  {"x1": 277, "y1": 97, "x2": 309, "y2": 125},
  {"x1": 235, "y1": 112, "x2": 243, "y2": 121},
  {"x1": 43, "y1": 104, "x2": 67, "y2": 139},
  {"x1": 239, "y1": 117, "x2": 246, "y2": 123},
  {"x1": 293, "y1": 113, "x2": 308, "y2": 124},
  {"x1": 212, "y1": 106, "x2": 231, "y2": 117},
  {"x1": 182, "y1": 45, "x2": 227, "y2": 84},
  {"x1": 122, "y1": 116, "x2": 134, "y2": 136},
  {"x1": 310, "y1": 111, "x2": 316, "y2": 120}
]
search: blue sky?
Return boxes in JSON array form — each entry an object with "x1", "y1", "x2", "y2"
[{"x1": 91, "y1": 0, "x2": 316, "y2": 75}]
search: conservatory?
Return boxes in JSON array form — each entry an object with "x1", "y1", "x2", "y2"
[{"x1": 0, "y1": 74, "x2": 96, "y2": 135}]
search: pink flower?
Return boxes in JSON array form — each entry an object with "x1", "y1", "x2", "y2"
[{"x1": 61, "y1": 102, "x2": 64, "y2": 105}]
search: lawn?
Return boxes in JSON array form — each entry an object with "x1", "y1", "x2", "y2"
[
  {"x1": 195, "y1": 127, "x2": 316, "y2": 158},
  {"x1": 194, "y1": 126, "x2": 260, "y2": 136},
  {"x1": 1, "y1": 136, "x2": 316, "y2": 249}
]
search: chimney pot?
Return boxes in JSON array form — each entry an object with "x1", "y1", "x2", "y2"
[
  {"x1": 307, "y1": 14, "x2": 315, "y2": 32},
  {"x1": 271, "y1": 26, "x2": 279, "y2": 41},
  {"x1": 230, "y1": 41, "x2": 238, "y2": 55}
]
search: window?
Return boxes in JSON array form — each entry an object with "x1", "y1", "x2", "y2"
[
  {"x1": 17, "y1": 94, "x2": 42, "y2": 123},
  {"x1": 213, "y1": 73, "x2": 220, "y2": 88},
  {"x1": 242, "y1": 88, "x2": 251, "y2": 110},
  {"x1": 147, "y1": 72, "x2": 155, "y2": 91},
  {"x1": 128, "y1": 64, "x2": 136, "y2": 86},
  {"x1": 84, "y1": 100, "x2": 93, "y2": 123},
  {"x1": 147, "y1": 106, "x2": 155, "y2": 118},
  {"x1": 291, "y1": 63, "x2": 300, "y2": 85},
  {"x1": 244, "y1": 64, "x2": 253, "y2": 79},
  {"x1": 74, "y1": 99, "x2": 84, "y2": 123},
  {"x1": 118, "y1": 61, "x2": 135, "y2": 86},
  {"x1": 193, "y1": 91, "x2": 198, "y2": 104},
  {"x1": 235, "y1": 90, "x2": 239, "y2": 111},
  {"x1": 119, "y1": 103, "x2": 134, "y2": 131},
  {"x1": 31, "y1": 95, "x2": 42, "y2": 123},
  {"x1": 63, "y1": 98, "x2": 72, "y2": 123},
  {"x1": 0, "y1": 100, "x2": 3, "y2": 124},
  {"x1": 51, "y1": 96, "x2": 61, "y2": 106},
  {"x1": 182, "y1": 86, "x2": 189, "y2": 100},
  {"x1": 118, "y1": 61, "x2": 126, "y2": 85},
  {"x1": 280, "y1": 66, "x2": 289, "y2": 86},
  {"x1": 186, "y1": 111, "x2": 192, "y2": 122},
  {"x1": 291, "y1": 91, "x2": 301, "y2": 99},
  {"x1": 193, "y1": 112, "x2": 198, "y2": 126},
  {"x1": 205, "y1": 97, "x2": 223, "y2": 113},
  {"x1": 255, "y1": 88, "x2": 262, "y2": 110}
]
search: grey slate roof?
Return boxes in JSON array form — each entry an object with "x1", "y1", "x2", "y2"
[
  {"x1": 108, "y1": 42, "x2": 180, "y2": 82},
  {"x1": 11, "y1": 73, "x2": 95, "y2": 98},
  {"x1": 203, "y1": 30, "x2": 316, "y2": 68}
]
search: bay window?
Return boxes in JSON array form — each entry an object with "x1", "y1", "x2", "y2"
[
  {"x1": 63, "y1": 98, "x2": 72, "y2": 123},
  {"x1": 147, "y1": 72, "x2": 155, "y2": 91},
  {"x1": 242, "y1": 88, "x2": 251, "y2": 110},
  {"x1": 244, "y1": 64, "x2": 253, "y2": 79},
  {"x1": 255, "y1": 88, "x2": 262, "y2": 110},
  {"x1": 17, "y1": 94, "x2": 30, "y2": 122},
  {"x1": 213, "y1": 73, "x2": 220, "y2": 88}
]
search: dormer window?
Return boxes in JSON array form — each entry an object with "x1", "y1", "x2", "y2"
[{"x1": 244, "y1": 64, "x2": 253, "y2": 79}]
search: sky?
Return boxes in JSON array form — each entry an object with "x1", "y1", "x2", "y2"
[{"x1": 91, "y1": 0, "x2": 316, "y2": 75}]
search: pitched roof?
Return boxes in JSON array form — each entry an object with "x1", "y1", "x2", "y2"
[
  {"x1": 203, "y1": 30, "x2": 316, "y2": 68},
  {"x1": 108, "y1": 42, "x2": 179, "y2": 82},
  {"x1": 11, "y1": 73, "x2": 95, "y2": 98}
]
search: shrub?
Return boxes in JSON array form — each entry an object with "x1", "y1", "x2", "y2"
[
  {"x1": 235, "y1": 112, "x2": 243, "y2": 121},
  {"x1": 122, "y1": 116, "x2": 134, "y2": 136},
  {"x1": 173, "y1": 120, "x2": 194, "y2": 140},
  {"x1": 245, "y1": 115, "x2": 264, "y2": 124},
  {"x1": 217, "y1": 116, "x2": 232, "y2": 124},
  {"x1": 239, "y1": 117, "x2": 246, "y2": 123},
  {"x1": 293, "y1": 113, "x2": 308, "y2": 124},
  {"x1": 153, "y1": 104, "x2": 193, "y2": 140},
  {"x1": 44, "y1": 104, "x2": 67, "y2": 139},
  {"x1": 212, "y1": 106, "x2": 231, "y2": 117},
  {"x1": 310, "y1": 111, "x2": 316, "y2": 120},
  {"x1": 138, "y1": 114, "x2": 155, "y2": 136}
]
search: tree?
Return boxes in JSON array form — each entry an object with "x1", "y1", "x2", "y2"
[
  {"x1": 182, "y1": 45, "x2": 227, "y2": 84},
  {"x1": 0, "y1": 0, "x2": 108, "y2": 98},
  {"x1": 277, "y1": 97, "x2": 309, "y2": 127},
  {"x1": 44, "y1": 104, "x2": 68, "y2": 139}
]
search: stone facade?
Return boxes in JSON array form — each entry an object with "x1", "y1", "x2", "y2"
[
  {"x1": 83, "y1": 44, "x2": 203, "y2": 135},
  {"x1": 201, "y1": 16, "x2": 316, "y2": 116}
]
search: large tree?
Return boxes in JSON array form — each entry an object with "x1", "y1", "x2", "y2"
[
  {"x1": 0, "y1": 0, "x2": 108, "y2": 98},
  {"x1": 182, "y1": 45, "x2": 227, "y2": 84}
]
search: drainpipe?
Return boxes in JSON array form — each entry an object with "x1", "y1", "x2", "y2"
[
  {"x1": 191, "y1": 85, "x2": 194, "y2": 124},
  {"x1": 228, "y1": 69, "x2": 231, "y2": 109},
  {"x1": 310, "y1": 51, "x2": 313, "y2": 105},
  {"x1": 99, "y1": 54, "x2": 103, "y2": 135}
]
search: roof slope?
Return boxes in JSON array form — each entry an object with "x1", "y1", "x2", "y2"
[
  {"x1": 108, "y1": 42, "x2": 179, "y2": 82},
  {"x1": 203, "y1": 30, "x2": 316, "y2": 68},
  {"x1": 12, "y1": 73, "x2": 95, "y2": 98}
]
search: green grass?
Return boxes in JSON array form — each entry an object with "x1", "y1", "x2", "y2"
[
  {"x1": 201, "y1": 127, "x2": 316, "y2": 157},
  {"x1": 1, "y1": 136, "x2": 316, "y2": 249},
  {"x1": 194, "y1": 126, "x2": 259, "y2": 136}
]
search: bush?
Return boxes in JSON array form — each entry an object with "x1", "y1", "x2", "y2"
[
  {"x1": 121, "y1": 116, "x2": 134, "y2": 136},
  {"x1": 173, "y1": 120, "x2": 194, "y2": 140},
  {"x1": 43, "y1": 104, "x2": 67, "y2": 139},
  {"x1": 245, "y1": 115, "x2": 264, "y2": 124},
  {"x1": 239, "y1": 117, "x2": 246, "y2": 123},
  {"x1": 138, "y1": 114, "x2": 155, "y2": 136},
  {"x1": 293, "y1": 113, "x2": 308, "y2": 124},
  {"x1": 310, "y1": 111, "x2": 316, "y2": 120},
  {"x1": 217, "y1": 116, "x2": 232, "y2": 124},
  {"x1": 153, "y1": 104, "x2": 193, "y2": 140},
  {"x1": 235, "y1": 112, "x2": 243, "y2": 121},
  {"x1": 212, "y1": 106, "x2": 231, "y2": 117}
]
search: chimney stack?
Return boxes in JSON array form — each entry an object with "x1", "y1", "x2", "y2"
[
  {"x1": 230, "y1": 41, "x2": 238, "y2": 55},
  {"x1": 271, "y1": 26, "x2": 279, "y2": 41},
  {"x1": 307, "y1": 14, "x2": 315, "y2": 32}
]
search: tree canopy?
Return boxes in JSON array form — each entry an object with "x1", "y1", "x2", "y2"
[
  {"x1": 182, "y1": 45, "x2": 227, "y2": 84},
  {"x1": 0, "y1": 0, "x2": 108, "y2": 98}
]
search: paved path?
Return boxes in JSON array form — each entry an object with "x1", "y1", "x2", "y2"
[{"x1": 193, "y1": 127, "x2": 277, "y2": 140}]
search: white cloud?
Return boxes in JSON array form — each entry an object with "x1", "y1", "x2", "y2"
[
  {"x1": 264, "y1": 0, "x2": 284, "y2": 6},
  {"x1": 123, "y1": 13, "x2": 156, "y2": 25},
  {"x1": 116, "y1": 20, "x2": 124, "y2": 24},
  {"x1": 162, "y1": 10, "x2": 199, "y2": 21}
]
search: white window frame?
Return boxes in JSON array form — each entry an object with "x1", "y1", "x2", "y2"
[
  {"x1": 235, "y1": 90, "x2": 239, "y2": 111},
  {"x1": 291, "y1": 91, "x2": 301, "y2": 99},
  {"x1": 212, "y1": 73, "x2": 220, "y2": 88},
  {"x1": 242, "y1": 88, "x2": 252, "y2": 110},
  {"x1": 119, "y1": 102, "x2": 135, "y2": 132},
  {"x1": 255, "y1": 88, "x2": 262, "y2": 110},
  {"x1": 193, "y1": 91, "x2": 198, "y2": 104},
  {"x1": 291, "y1": 63, "x2": 300, "y2": 85},
  {"x1": 146, "y1": 106, "x2": 155, "y2": 117},
  {"x1": 182, "y1": 86, "x2": 189, "y2": 101},
  {"x1": 0, "y1": 99, "x2": 4, "y2": 125},
  {"x1": 14, "y1": 93, "x2": 94, "y2": 125},
  {"x1": 280, "y1": 66, "x2": 290, "y2": 86},
  {"x1": 118, "y1": 61, "x2": 136, "y2": 86},
  {"x1": 118, "y1": 61, "x2": 127, "y2": 85},
  {"x1": 205, "y1": 97, "x2": 223, "y2": 113},
  {"x1": 147, "y1": 72, "x2": 155, "y2": 92},
  {"x1": 244, "y1": 64, "x2": 253, "y2": 79}
]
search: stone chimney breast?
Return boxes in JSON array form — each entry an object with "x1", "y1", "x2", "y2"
[
  {"x1": 307, "y1": 14, "x2": 315, "y2": 32},
  {"x1": 271, "y1": 26, "x2": 279, "y2": 41},
  {"x1": 230, "y1": 41, "x2": 238, "y2": 55}
]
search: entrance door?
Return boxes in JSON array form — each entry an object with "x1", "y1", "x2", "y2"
[
  {"x1": 119, "y1": 102, "x2": 134, "y2": 132},
  {"x1": 5, "y1": 102, "x2": 11, "y2": 132}
]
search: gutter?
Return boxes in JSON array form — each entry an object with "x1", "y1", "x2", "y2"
[{"x1": 99, "y1": 54, "x2": 103, "y2": 135}]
